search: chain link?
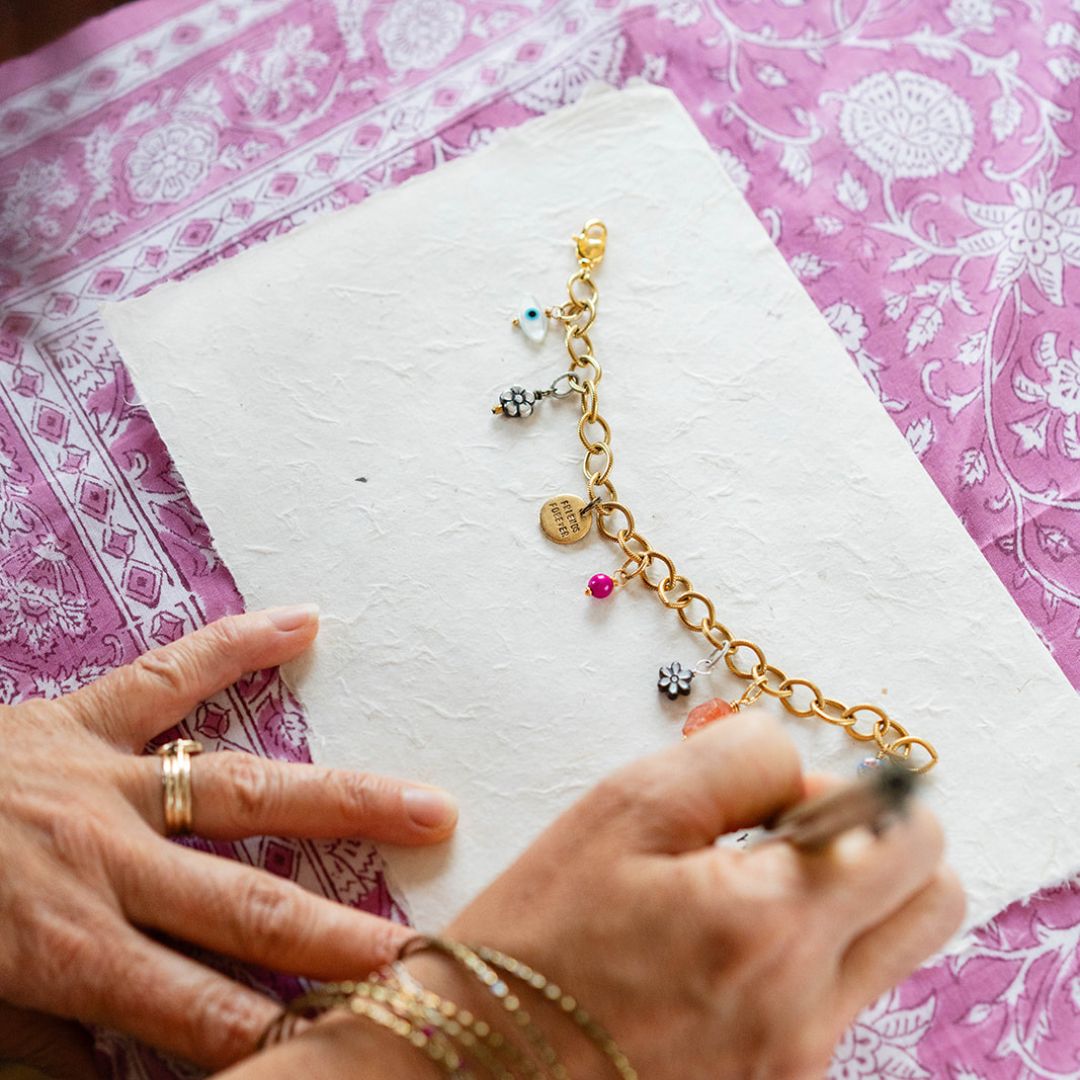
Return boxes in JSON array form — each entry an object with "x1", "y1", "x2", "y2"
[{"x1": 552, "y1": 222, "x2": 937, "y2": 774}]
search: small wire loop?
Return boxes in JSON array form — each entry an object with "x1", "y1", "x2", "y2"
[
  {"x1": 734, "y1": 674, "x2": 768, "y2": 709},
  {"x1": 548, "y1": 372, "x2": 584, "y2": 399},
  {"x1": 702, "y1": 621, "x2": 734, "y2": 651},
  {"x1": 691, "y1": 643, "x2": 731, "y2": 675}
]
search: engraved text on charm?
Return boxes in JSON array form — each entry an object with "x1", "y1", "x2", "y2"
[
  {"x1": 513, "y1": 298, "x2": 548, "y2": 344},
  {"x1": 540, "y1": 494, "x2": 593, "y2": 544}
]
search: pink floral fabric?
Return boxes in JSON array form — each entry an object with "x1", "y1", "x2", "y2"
[{"x1": 2, "y1": 0, "x2": 1080, "y2": 1075}]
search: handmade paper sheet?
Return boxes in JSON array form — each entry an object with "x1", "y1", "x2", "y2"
[{"x1": 104, "y1": 84, "x2": 1080, "y2": 938}]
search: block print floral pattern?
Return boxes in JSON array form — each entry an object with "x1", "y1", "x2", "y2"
[
  {"x1": 4, "y1": 0, "x2": 1080, "y2": 1076},
  {"x1": 125, "y1": 120, "x2": 218, "y2": 204}
]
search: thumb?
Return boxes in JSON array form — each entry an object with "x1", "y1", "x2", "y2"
[{"x1": 0, "y1": 1003, "x2": 99, "y2": 1079}]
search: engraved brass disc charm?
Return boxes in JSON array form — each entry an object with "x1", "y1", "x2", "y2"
[{"x1": 540, "y1": 494, "x2": 593, "y2": 545}]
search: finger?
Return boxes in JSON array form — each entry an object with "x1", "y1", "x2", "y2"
[
  {"x1": 796, "y1": 798, "x2": 947, "y2": 940},
  {"x1": 125, "y1": 750, "x2": 457, "y2": 843},
  {"x1": 50, "y1": 917, "x2": 279, "y2": 1071},
  {"x1": 117, "y1": 841, "x2": 411, "y2": 980},
  {"x1": 581, "y1": 712, "x2": 804, "y2": 853},
  {"x1": 839, "y1": 865, "x2": 965, "y2": 1015},
  {"x1": 0, "y1": 1003, "x2": 98, "y2": 1078},
  {"x1": 64, "y1": 606, "x2": 320, "y2": 750}
]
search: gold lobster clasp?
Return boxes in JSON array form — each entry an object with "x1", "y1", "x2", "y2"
[{"x1": 573, "y1": 220, "x2": 607, "y2": 268}]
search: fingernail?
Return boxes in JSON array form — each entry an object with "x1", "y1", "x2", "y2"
[
  {"x1": 265, "y1": 604, "x2": 320, "y2": 632},
  {"x1": 403, "y1": 787, "x2": 458, "y2": 829}
]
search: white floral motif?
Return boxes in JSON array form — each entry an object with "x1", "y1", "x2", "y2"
[
  {"x1": 839, "y1": 71, "x2": 974, "y2": 179},
  {"x1": 824, "y1": 300, "x2": 868, "y2": 351},
  {"x1": 125, "y1": 120, "x2": 217, "y2": 204},
  {"x1": 945, "y1": 0, "x2": 1000, "y2": 32},
  {"x1": 0, "y1": 572, "x2": 88, "y2": 657},
  {"x1": 828, "y1": 992, "x2": 933, "y2": 1079},
  {"x1": 377, "y1": 0, "x2": 466, "y2": 73},
  {"x1": 224, "y1": 24, "x2": 328, "y2": 118},
  {"x1": 1005, "y1": 333, "x2": 1080, "y2": 458},
  {"x1": 0, "y1": 158, "x2": 77, "y2": 261},
  {"x1": 717, "y1": 148, "x2": 750, "y2": 193},
  {"x1": 960, "y1": 176, "x2": 1080, "y2": 306}
]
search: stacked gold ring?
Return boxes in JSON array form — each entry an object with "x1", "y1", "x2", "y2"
[{"x1": 157, "y1": 738, "x2": 203, "y2": 836}]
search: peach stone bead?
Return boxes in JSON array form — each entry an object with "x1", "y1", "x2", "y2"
[{"x1": 682, "y1": 697, "x2": 735, "y2": 737}]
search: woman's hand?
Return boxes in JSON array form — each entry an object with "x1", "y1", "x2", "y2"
[
  {"x1": 0, "y1": 606, "x2": 457, "y2": 1074},
  {"x1": 226, "y1": 712, "x2": 963, "y2": 1080}
]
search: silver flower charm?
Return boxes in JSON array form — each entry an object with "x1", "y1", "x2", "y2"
[
  {"x1": 499, "y1": 385, "x2": 537, "y2": 418},
  {"x1": 658, "y1": 661, "x2": 694, "y2": 700}
]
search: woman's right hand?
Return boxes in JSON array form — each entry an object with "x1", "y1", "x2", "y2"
[{"x1": 226, "y1": 712, "x2": 963, "y2": 1079}]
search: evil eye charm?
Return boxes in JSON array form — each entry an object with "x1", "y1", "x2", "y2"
[{"x1": 514, "y1": 299, "x2": 548, "y2": 344}]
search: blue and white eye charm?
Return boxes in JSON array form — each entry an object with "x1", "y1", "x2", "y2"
[{"x1": 513, "y1": 298, "x2": 548, "y2": 345}]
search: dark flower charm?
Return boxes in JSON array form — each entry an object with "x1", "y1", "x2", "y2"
[
  {"x1": 499, "y1": 385, "x2": 537, "y2": 418},
  {"x1": 658, "y1": 661, "x2": 694, "y2": 700}
]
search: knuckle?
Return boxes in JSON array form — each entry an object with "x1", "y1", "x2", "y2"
[
  {"x1": 33, "y1": 913, "x2": 103, "y2": 1001},
  {"x1": 908, "y1": 802, "x2": 946, "y2": 861},
  {"x1": 45, "y1": 804, "x2": 112, "y2": 873},
  {"x1": 586, "y1": 770, "x2": 640, "y2": 822},
  {"x1": 220, "y1": 753, "x2": 276, "y2": 821},
  {"x1": 237, "y1": 875, "x2": 305, "y2": 958},
  {"x1": 368, "y1": 915, "x2": 408, "y2": 968},
  {"x1": 205, "y1": 614, "x2": 246, "y2": 656},
  {"x1": 186, "y1": 978, "x2": 264, "y2": 1065},
  {"x1": 130, "y1": 645, "x2": 193, "y2": 699},
  {"x1": 932, "y1": 865, "x2": 966, "y2": 927},
  {"x1": 330, "y1": 770, "x2": 391, "y2": 823}
]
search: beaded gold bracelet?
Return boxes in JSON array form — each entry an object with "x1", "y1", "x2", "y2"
[
  {"x1": 404, "y1": 937, "x2": 637, "y2": 1080},
  {"x1": 260, "y1": 938, "x2": 637, "y2": 1080},
  {"x1": 352, "y1": 980, "x2": 516, "y2": 1079},
  {"x1": 473, "y1": 946, "x2": 637, "y2": 1080},
  {"x1": 402, "y1": 937, "x2": 569, "y2": 1079}
]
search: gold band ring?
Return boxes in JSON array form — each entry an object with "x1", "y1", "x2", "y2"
[{"x1": 157, "y1": 739, "x2": 203, "y2": 836}]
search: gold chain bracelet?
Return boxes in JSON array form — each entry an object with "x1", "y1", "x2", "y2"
[{"x1": 495, "y1": 221, "x2": 937, "y2": 775}]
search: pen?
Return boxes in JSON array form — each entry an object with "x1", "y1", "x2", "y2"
[{"x1": 752, "y1": 759, "x2": 920, "y2": 852}]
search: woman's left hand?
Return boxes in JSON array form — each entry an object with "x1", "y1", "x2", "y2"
[{"x1": 0, "y1": 605, "x2": 458, "y2": 1073}]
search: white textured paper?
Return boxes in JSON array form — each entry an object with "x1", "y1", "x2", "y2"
[{"x1": 104, "y1": 84, "x2": 1080, "y2": 937}]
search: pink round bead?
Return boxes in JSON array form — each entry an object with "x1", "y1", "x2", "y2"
[{"x1": 586, "y1": 573, "x2": 615, "y2": 599}]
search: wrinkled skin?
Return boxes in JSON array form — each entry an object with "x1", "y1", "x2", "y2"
[
  {"x1": 225, "y1": 710, "x2": 963, "y2": 1080},
  {"x1": 0, "y1": 607, "x2": 458, "y2": 1075}
]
